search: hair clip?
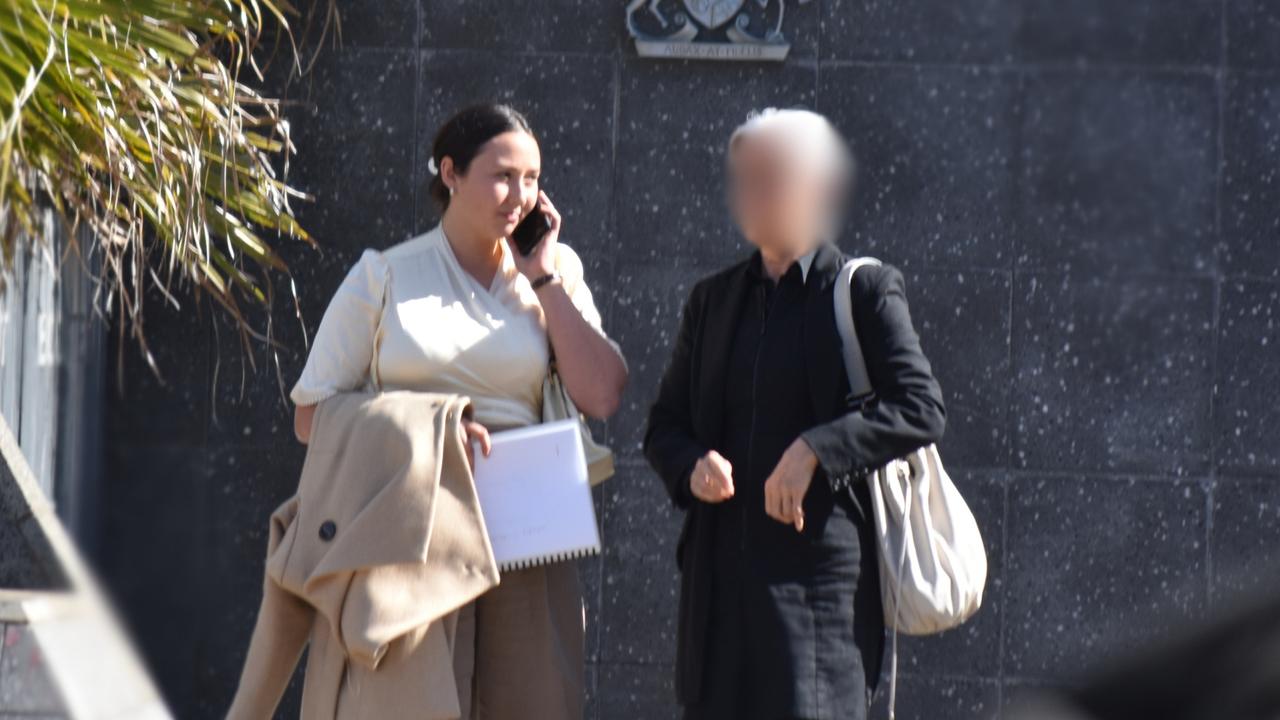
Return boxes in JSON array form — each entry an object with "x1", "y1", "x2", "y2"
[{"x1": 427, "y1": 156, "x2": 439, "y2": 175}]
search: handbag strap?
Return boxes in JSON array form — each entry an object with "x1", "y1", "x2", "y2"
[
  {"x1": 836, "y1": 256, "x2": 913, "y2": 720},
  {"x1": 887, "y1": 462, "x2": 913, "y2": 720},
  {"x1": 833, "y1": 257, "x2": 882, "y2": 399}
]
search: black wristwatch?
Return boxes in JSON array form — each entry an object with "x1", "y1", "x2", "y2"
[{"x1": 530, "y1": 272, "x2": 561, "y2": 291}]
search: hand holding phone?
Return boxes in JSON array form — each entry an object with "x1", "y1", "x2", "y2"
[{"x1": 512, "y1": 202, "x2": 553, "y2": 256}]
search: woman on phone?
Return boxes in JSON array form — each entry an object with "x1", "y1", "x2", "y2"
[
  {"x1": 290, "y1": 103, "x2": 627, "y2": 719},
  {"x1": 644, "y1": 108, "x2": 946, "y2": 719}
]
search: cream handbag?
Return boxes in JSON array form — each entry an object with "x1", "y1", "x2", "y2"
[
  {"x1": 835, "y1": 257, "x2": 988, "y2": 717},
  {"x1": 539, "y1": 253, "x2": 616, "y2": 487},
  {"x1": 542, "y1": 357, "x2": 614, "y2": 486}
]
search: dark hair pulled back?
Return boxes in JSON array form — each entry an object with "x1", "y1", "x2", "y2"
[{"x1": 428, "y1": 103, "x2": 535, "y2": 210}]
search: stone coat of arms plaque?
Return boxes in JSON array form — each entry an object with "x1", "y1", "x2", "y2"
[{"x1": 626, "y1": 0, "x2": 813, "y2": 61}]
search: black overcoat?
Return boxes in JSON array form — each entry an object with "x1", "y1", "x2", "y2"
[{"x1": 643, "y1": 241, "x2": 947, "y2": 708}]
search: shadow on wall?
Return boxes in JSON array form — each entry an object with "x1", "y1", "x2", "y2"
[{"x1": 1007, "y1": 576, "x2": 1280, "y2": 720}]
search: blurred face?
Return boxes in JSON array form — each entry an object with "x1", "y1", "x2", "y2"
[
  {"x1": 727, "y1": 132, "x2": 829, "y2": 255},
  {"x1": 441, "y1": 130, "x2": 541, "y2": 241}
]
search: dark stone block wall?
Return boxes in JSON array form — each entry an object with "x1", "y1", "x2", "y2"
[{"x1": 90, "y1": 2, "x2": 1280, "y2": 718}]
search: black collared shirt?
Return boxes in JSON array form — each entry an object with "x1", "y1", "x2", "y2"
[
  {"x1": 712, "y1": 250, "x2": 841, "y2": 577},
  {"x1": 719, "y1": 251, "x2": 815, "y2": 502}
]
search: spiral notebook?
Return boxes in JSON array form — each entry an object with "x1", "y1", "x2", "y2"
[{"x1": 472, "y1": 418, "x2": 601, "y2": 571}]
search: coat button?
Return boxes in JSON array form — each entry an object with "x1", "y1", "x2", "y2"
[{"x1": 319, "y1": 520, "x2": 337, "y2": 541}]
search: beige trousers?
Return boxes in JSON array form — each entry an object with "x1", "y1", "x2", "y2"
[{"x1": 452, "y1": 561, "x2": 586, "y2": 720}]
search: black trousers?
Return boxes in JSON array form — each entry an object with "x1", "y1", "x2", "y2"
[{"x1": 681, "y1": 486, "x2": 874, "y2": 720}]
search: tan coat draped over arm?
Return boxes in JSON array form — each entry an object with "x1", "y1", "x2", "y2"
[{"x1": 226, "y1": 391, "x2": 500, "y2": 720}]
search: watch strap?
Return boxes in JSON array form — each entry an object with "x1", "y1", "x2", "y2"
[{"x1": 531, "y1": 272, "x2": 561, "y2": 290}]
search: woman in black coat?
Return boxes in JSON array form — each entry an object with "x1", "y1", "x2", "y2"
[{"x1": 643, "y1": 108, "x2": 947, "y2": 720}]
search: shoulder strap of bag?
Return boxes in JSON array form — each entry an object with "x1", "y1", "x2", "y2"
[
  {"x1": 833, "y1": 257, "x2": 883, "y2": 400},
  {"x1": 839, "y1": 255, "x2": 915, "y2": 720}
]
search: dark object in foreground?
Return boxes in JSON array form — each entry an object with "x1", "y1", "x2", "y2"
[{"x1": 1008, "y1": 586, "x2": 1280, "y2": 720}]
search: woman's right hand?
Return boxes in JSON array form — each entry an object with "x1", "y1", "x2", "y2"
[
  {"x1": 690, "y1": 450, "x2": 735, "y2": 503},
  {"x1": 462, "y1": 418, "x2": 492, "y2": 472}
]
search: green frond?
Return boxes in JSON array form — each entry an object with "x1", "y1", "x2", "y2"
[{"x1": 0, "y1": 0, "x2": 333, "y2": 372}]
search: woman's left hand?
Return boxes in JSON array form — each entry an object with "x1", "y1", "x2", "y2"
[
  {"x1": 508, "y1": 189, "x2": 561, "y2": 279},
  {"x1": 764, "y1": 437, "x2": 820, "y2": 532}
]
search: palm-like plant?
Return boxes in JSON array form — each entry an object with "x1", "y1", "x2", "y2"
[{"x1": 0, "y1": 0, "x2": 335, "y2": 375}]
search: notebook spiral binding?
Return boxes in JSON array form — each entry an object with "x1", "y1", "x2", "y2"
[{"x1": 499, "y1": 545, "x2": 600, "y2": 572}]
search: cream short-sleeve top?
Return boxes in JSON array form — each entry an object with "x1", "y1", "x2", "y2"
[{"x1": 290, "y1": 222, "x2": 612, "y2": 430}]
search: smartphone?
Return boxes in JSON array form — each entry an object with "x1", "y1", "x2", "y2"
[{"x1": 511, "y1": 204, "x2": 552, "y2": 256}]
